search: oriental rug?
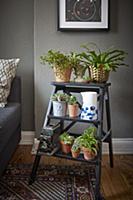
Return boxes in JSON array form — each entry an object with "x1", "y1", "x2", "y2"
[{"x1": 0, "y1": 164, "x2": 96, "y2": 200}]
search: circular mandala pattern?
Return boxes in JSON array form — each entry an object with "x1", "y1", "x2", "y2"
[{"x1": 73, "y1": 0, "x2": 96, "y2": 21}]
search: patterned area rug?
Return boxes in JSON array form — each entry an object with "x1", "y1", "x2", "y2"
[{"x1": 0, "y1": 164, "x2": 96, "y2": 200}]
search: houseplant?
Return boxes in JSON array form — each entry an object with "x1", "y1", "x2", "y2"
[
  {"x1": 51, "y1": 92, "x2": 69, "y2": 117},
  {"x1": 67, "y1": 95, "x2": 79, "y2": 117},
  {"x1": 83, "y1": 126, "x2": 97, "y2": 137},
  {"x1": 68, "y1": 52, "x2": 87, "y2": 82},
  {"x1": 80, "y1": 43, "x2": 128, "y2": 82},
  {"x1": 59, "y1": 132, "x2": 74, "y2": 154},
  {"x1": 70, "y1": 126, "x2": 98, "y2": 160},
  {"x1": 40, "y1": 50, "x2": 72, "y2": 82},
  {"x1": 81, "y1": 137, "x2": 98, "y2": 160},
  {"x1": 80, "y1": 126, "x2": 98, "y2": 160},
  {"x1": 71, "y1": 136, "x2": 82, "y2": 158}
]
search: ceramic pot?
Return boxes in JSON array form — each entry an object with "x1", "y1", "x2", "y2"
[
  {"x1": 80, "y1": 92, "x2": 97, "y2": 120},
  {"x1": 74, "y1": 65, "x2": 87, "y2": 83},
  {"x1": 52, "y1": 101, "x2": 67, "y2": 117}
]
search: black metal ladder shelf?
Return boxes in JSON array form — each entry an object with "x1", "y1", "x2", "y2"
[{"x1": 29, "y1": 82, "x2": 113, "y2": 200}]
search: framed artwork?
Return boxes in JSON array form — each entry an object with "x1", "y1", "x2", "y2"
[{"x1": 57, "y1": 0, "x2": 109, "y2": 31}]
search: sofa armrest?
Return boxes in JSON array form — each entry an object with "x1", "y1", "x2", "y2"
[{"x1": 8, "y1": 76, "x2": 21, "y2": 103}]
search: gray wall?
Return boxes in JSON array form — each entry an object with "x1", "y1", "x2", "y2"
[
  {"x1": 34, "y1": 0, "x2": 133, "y2": 138},
  {"x1": 2, "y1": 0, "x2": 132, "y2": 137},
  {"x1": 0, "y1": 0, "x2": 34, "y2": 131}
]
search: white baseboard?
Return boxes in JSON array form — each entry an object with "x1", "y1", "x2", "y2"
[
  {"x1": 102, "y1": 138, "x2": 133, "y2": 154},
  {"x1": 19, "y1": 131, "x2": 35, "y2": 145},
  {"x1": 20, "y1": 131, "x2": 133, "y2": 154}
]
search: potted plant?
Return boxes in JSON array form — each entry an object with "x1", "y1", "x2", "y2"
[
  {"x1": 82, "y1": 76, "x2": 91, "y2": 83},
  {"x1": 71, "y1": 136, "x2": 82, "y2": 158},
  {"x1": 81, "y1": 138, "x2": 98, "y2": 160},
  {"x1": 67, "y1": 95, "x2": 79, "y2": 117},
  {"x1": 69, "y1": 52, "x2": 88, "y2": 82},
  {"x1": 40, "y1": 50, "x2": 72, "y2": 82},
  {"x1": 80, "y1": 126, "x2": 98, "y2": 160},
  {"x1": 83, "y1": 126, "x2": 97, "y2": 137},
  {"x1": 59, "y1": 132, "x2": 74, "y2": 154},
  {"x1": 51, "y1": 92, "x2": 69, "y2": 117},
  {"x1": 80, "y1": 43, "x2": 128, "y2": 83}
]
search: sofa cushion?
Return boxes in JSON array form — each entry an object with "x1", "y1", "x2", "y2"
[
  {"x1": 0, "y1": 102, "x2": 21, "y2": 153},
  {"x1": 0, "y1": 58, "x2": 20, "y2": 107}
]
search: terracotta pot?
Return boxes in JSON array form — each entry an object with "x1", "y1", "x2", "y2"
[
  {"x1": 82, "y1": 147, "x2": 96, "y2": 160},
  {"x1": 54, "y1": 67, "x2": 72, "y2": 82},
  {"x1": 71, "y1": 149, "x2": 80, "y2": 158},
  {"x1": 60, "y1": 141, "x2": 72, "y2": 154},
  {"x1": 68, "y1": 104, "x2": 79, "y2": 118}
]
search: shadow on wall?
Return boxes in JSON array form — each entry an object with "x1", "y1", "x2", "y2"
[
  {"x1": 110, "y1": 0, "x2": 119, "y2": 33},
  {"x1": 34, "y1": 80, "x2": 52, "y2": 137},
  {"x1": 110, "y1": 68, "x2": 133, "y2": 138}
]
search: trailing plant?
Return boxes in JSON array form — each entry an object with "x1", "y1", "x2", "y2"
[
  {"x1": 80, "y1": 126, "x2": 98, "y2": 154},
  {"x1": 80, "y1": 43, "x2": 128, "y2": 72},
  {"x1": 71, "y1": 142, "x2": 80, "y2": 152},
  {"x1": 59, "y1": 132, "x2": 74, "y2": 145},
  {"x1": 80, "y1": 136, "x2": 98, "y2": 154},
  {"x1": 71, "y1": 136, "x2": 82, "y2": 152},
  {"x1": 68, "y1": 52, "x2": 87, "y2": 79},
  {"x1": 71, "y1": 127, "x2": 98, "y2": 153},
  {"x1": 83, "y1": 126, "x2": 97, "y2": 138}
]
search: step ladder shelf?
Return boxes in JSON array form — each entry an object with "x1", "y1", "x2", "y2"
[
  {"x1": 48, "y1": 114, "x2": 100, "y2": 124},
  {"x1": 29, "y1": 81, "x2": 113, "y2": 200},
  {"x1": 38, "y1": 149, "x2": 100, "y2": 164},
  {"x1": 51, "y1": 81, "x2": 111, "y2": 93},
  {"x1": 51, "y1": 81, "x2": 111, "y2": 88}
]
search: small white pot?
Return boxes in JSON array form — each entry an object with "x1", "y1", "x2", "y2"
[{"x1": 53, "y1": 101, "x2": 67, "y2": 117}]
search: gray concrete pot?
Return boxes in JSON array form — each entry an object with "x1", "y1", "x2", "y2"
[{"x1": 52, "y1": 101, "x2": 67, "y2": 116}]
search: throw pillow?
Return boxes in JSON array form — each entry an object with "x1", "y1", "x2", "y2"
[{"x1": 0, "y1": 58, "x2": 20, "y2": 107}]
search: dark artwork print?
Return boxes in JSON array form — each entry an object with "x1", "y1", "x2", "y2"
[{"x1": 66, "y1": 0, "x2": 101, "y2": 22}]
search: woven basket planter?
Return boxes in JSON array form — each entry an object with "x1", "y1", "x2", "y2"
[
  {"x1": 89, "y1": 66, "x2": 109, "y2": 83},
  {"x1": 54, "y1": 66, "x2": 72, "y2": 82}
]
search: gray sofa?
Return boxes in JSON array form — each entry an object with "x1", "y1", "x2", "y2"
[{"x1": 0, "y1": 76, "x2": 21, "y2": 177}]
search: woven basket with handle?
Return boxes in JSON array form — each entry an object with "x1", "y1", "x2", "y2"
[{"x1": 89, "y1": 65, "x2": 109, "y2": 83}]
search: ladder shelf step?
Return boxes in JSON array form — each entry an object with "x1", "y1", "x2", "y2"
[{"x1": 48, "y1": 114, "x2": 100, "y2": 124}]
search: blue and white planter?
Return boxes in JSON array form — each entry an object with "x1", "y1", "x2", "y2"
[{"x1": 80, "y1": 92, "x2": 98, "y2": 120}]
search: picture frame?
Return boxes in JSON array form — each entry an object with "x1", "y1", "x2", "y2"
[{"x1": 57, "y1": 0, "x2": 109, "y2": 31}]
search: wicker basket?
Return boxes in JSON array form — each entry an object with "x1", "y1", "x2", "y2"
[
  {"x1": 53, "y1": 66, "x2": 72, "y2": 82},
  {"x1": 89, "y1": 66, "x2": 109, "y2": 83}
]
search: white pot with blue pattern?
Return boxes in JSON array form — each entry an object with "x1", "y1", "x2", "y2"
[{"x1": 80, "y1": 92, "x2": 98, "y2": 120}]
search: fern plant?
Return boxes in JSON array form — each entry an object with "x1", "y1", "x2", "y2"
[{"x1": 80, "y1": 43, "x2": 128, "y2": 72}]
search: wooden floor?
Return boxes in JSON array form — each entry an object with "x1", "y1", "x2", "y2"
[{"x1": 11, "y1": 145, "x2": 133, "y2": 200}]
